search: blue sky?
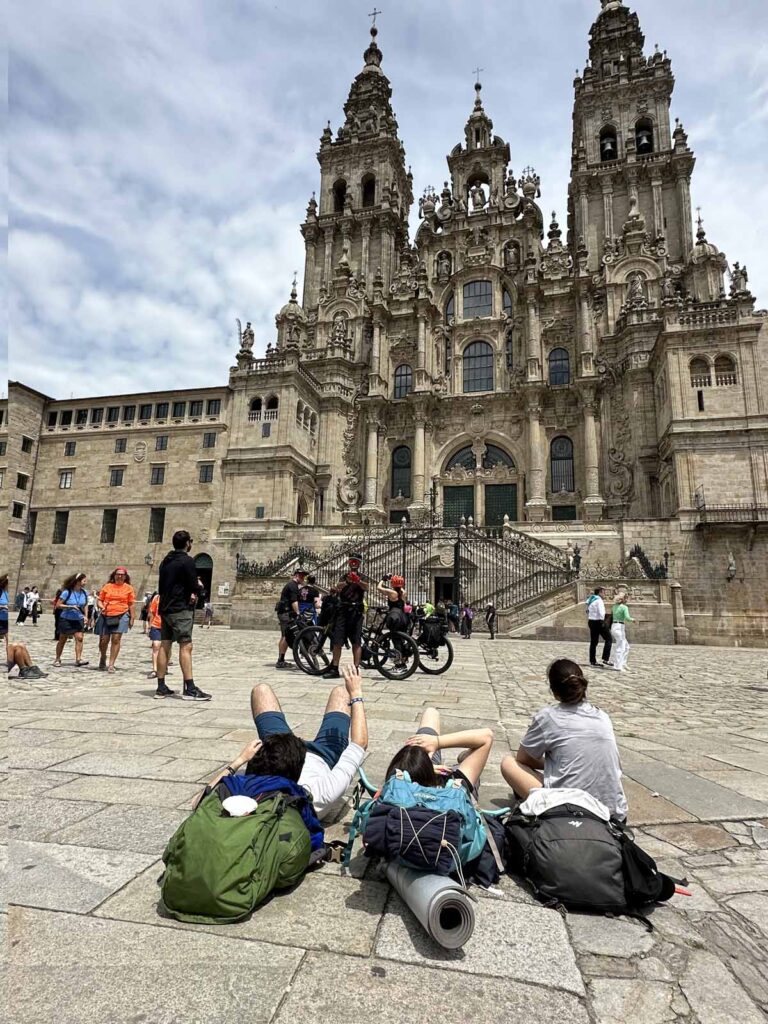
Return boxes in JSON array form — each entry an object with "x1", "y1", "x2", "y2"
[{"x1": 7, "y1": 0, "x2": 768, "y2": 398}]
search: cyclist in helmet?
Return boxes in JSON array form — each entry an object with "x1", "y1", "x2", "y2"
[{"x1": 377, "y1": 573, "x2": 408, "y2": 633}]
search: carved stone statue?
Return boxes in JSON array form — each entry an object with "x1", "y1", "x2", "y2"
[
  {"x1": 661, "y1": 274, "x2": 676, "y2": 300},
  {"x1": 504, "y1": 242, "x2": 520, "y2": 273},
  {"x1": 470, "y1": 182, "x2": 486, "y2": 212},
  {"x1": 332, "y1": 312, "x2": 348, "y2": 344},
  {"x1": 731, "y1": 262, "x2": 748, "y2": 294},
  {"x1": 436, "y1": 251, "x2": 452, "y2": 282},
  {"x1": 625, "y1": 272, "x2": 646, "y2": 306},
  {"x1": 241, "y1": 321, "x2": 255, "y2": 351}
]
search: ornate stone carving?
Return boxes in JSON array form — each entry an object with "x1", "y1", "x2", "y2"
[
  {"x1": 595, "y1": 357, "x2": 635, "y2": 506},
  {"x1": 336, "y1": 390, "x2": 363, "y2": 510}
]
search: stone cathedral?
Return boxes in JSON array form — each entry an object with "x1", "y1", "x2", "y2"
[{"x1": 4, "y1": 0, "x2": 767, "y2": 643}]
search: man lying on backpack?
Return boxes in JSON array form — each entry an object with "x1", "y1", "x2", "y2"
[{"x1": 248, "y1": 664, "x2": 368, "y2": 820}]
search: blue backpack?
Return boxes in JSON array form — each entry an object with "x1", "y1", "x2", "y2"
[{"x1": 345, "y1": 770, "x2": 487, "y2": 875}]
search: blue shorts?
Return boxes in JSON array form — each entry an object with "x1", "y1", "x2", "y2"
[
  {"x1": 148, "y1": 627, "x2": 162, "y2": 641},
  {"x1": 254, "y1": 710, "x2": 350, "y2": 770}
]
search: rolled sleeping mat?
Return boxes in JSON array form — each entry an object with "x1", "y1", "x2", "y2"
[{"x1": 385, "y1": 862, "x2": 475, "y2": 949}]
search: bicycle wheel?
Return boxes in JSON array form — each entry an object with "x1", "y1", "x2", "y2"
[
  {"x1": 293, "y1": 626, "x2": 332, "y2": 676},
  {"x1": 370, "y1": 630, "x2": 419, "y2": 680},
  {"x1": 417, "y1": 635, "x2": 454, "y2": 675}
]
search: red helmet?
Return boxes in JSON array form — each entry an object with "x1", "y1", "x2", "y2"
[{"x1": 391, "y1": 575, "x2": 405, "y2": 588}]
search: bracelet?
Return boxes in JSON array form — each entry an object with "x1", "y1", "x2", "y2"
[
  {"x1": 348, "y1": 697, "x2": 364, "y2": 706},
  {"x1": 225, "y1": 765, "x2": 238, "y2": 775}
]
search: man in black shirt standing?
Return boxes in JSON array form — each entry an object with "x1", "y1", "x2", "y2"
[
  {"x1": 156, "y1": 529, "x2": 211, "y2": 701},
  {"x1": 276, "y1": 567, "x2": 308, "y2": 669},
  {"x1": 322, "y1": 553, "x2": 367, "y2": 679}
]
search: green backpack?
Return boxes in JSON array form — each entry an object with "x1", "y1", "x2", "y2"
[{"x1": 161, "y1": 785, "x2": 311, "y2": 924}]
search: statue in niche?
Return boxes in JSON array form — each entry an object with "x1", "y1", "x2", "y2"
[
  {"x1": 626, "y1": 272, "x2": 646, "y2": 305},
  {"x1": 470, "y1": 182, "x2": 486, "y2": 212},
  {"x1": 661, "y1": 274, "x2": 677, "y2": 300},
  {"x1": 339, "y1": 233, "x2": 351, "y2": 267},
  {"x1": 436, "y1": 251, "x2": 452, "y2": 282},
  {"x1": 504, "y1": 242, "x2": 520, "y2": 273},
  {"x1": 332, "y1": 313, "x2": 348, "y2": 344}
]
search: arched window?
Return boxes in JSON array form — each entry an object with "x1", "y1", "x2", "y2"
[
  {"x1": 361, "y1": 174, "x2": 375, "y2": 208},
  {"x1": 250, "y1": 397, "x2": 262, "y2": 413},
  {"x1": 445, "y1": 293, "x2": 455, "y2": 321},
  {"x1": 714, "y1": 355, "x2": 737, "y2": 386},
  {"x1": 502, "y1": 289, "x2": 513, "y2": 316},
  {"x1": 296, "y1": 401, "x2": 304, "y2": 424},
  {"x1": 391, "y1": 446, "x2": 412, "y2": 498},
  {"x1": 689, "y1": 358, "x2": 711, "y2": 388},
  {"x1": 446, "y1": 446, "x2": 476, "y2": 472},
  {"x1": 548, "y1": 348, "x2": 570, "y2": 386},
  {"x1": 266, "y1": 395, "x2": 279, "y2": 410},
  {"x1": 635, "y1": 118, "x2": 654, "y2": 155},
  {"x1": 463, "y1": 280, "x2": 492, "y2": 318},
  {"x1": 550, "y1": 437, "x2": 575, "y2": 493},
  {"x1": 463, "y1": 340, "x2": 494, "y2": 393},
  {"x1": 482, "y1": 445, "x2": 515, "y2": 470},
  {"x1": 310, "y1": 413, "x2": 318, "y2": 435},
  {"x1": 333, "y1": 179, "x2": 347, "y2": 213},
  {"x1": 394, "y1": 364, "x2": 413, "y2": 400},
  {"x1": 599, "y1": 125, "x2": 618, "y2": 162}
]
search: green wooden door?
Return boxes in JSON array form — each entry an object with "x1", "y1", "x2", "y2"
[
  {"x1": 485, "y1": 484, "x2": 517, "y2": 526},
  {"x1": 443, "y1": 485, "x2": 474, "y2": 527}
]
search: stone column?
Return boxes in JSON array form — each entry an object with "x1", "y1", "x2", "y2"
[
  {"x1": 323, "y1": 227, "x2": 334, "y2": 287},
  {"x1": 303, "y1": 237, "x2": 317, "y2": 309},
  {"x1": 581, "y1": 388, "x2": 605, "y2": 521},
  {"x1": 526, "y1": 298, "x2": 541, "y2": 380},
  {"x1": 670, "y1": 581, "x2": 691, "y2": 645},
  {"x1": 651, "y1": 175, "x2": 665, "y2": 239},
  {"x1": 360, "y1": 221, "x2": 371, "y2": 283},
  {"x1": 675, "y1": 171, "x2": 693, "y2": 258},
  {"x1": 525, "y1": 392, "x2": 547, "y2": 521},
  {"x1": 577, "y1": 186, "x2": 589, "y2": 244},
  {"x1": 601, "y1": 178, "x2": 614, "y2": 240},
  {"x1": 412, "y1": 417, "x2": 426, "y2": 504},
  {"x1": 363, "y1": 418, "x2": 380, "y2": 508},
  {"x1": 579, "y1": 292, "x2": 594, "y2": 373},
  {"x1": 416, "y1": 315, "x2": 426, "y2": 372},
  {"x1": 368, "y1": 319, "x2": 382, "y2": 393}
]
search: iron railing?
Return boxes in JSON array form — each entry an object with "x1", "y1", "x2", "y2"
[{"x1": 695, "y1": 504, "x2": 768, "y2": 525}]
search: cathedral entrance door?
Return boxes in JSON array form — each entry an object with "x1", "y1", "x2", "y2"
[
  {"x1": 443, "y1": 485, "x2": 474, "y2": 527},
  {"x1": 434, "y1": 577, "x2": 454, "y2": 605},
  {"x1": 485, "y1": 484, "x2": 517, "y2": 526},
  {"x1": 194, "y1": 553, "x2": 214, "y2": 605}
]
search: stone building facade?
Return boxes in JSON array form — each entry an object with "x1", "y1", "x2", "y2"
[{"x1": 4, "y1": 1, "x2": 768, "y2": 642}]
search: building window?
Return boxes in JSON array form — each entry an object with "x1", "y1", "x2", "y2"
[
  {"x1": 394, "y1": 364, "x2": 413, "y2": 399},
  {"x1": 0, "y1": 469, "x2": 4, "y2": 488},
  {"x1": 91, "y1": 407, "x2": 103, "y2": 424},
  {"x1": 548, "y1": 347, "x2": 570, "y2": 386},
  {"x1": 76, "y1": 409, "x2": 88, "y2": 426},
  {"x1": 109, "y1": 467, "x2": 124, "y2": 487},
  {"x1": 689, "y1": 357, "x2": 711, "y2": 388},
  {"x1": 446, "y1": 446, "x2": 476, "y2": 471},
  {"x1": 21, "y1": 435, "x2": 34, "y2": 453},
  {"x1": 190, "y1": 400, "x2": 203, "y2": 417},
  {"x1": 202, "y1": 432, "x2": 216, "y2": 449},
  {"x1": 107, "y1": 406, "x2": 120, "y2": 423},
  {"x1": 155, "y1": 435, "x2": 168, "y2": 451},
  {"x1": 60, "y1": 410, "x2": 72, "y2": 427},
  {"x1": 249, "y1": 397, "x2": 263, "y2": 420},
  {"x1": 361, "y1": 173, "x2": 375, "y2": 208},
  {"x1": 445, "y1": 293, "x2": 455, "y2": 321},
  {"x1": 462, "y1": 280, "x2": 493, "y2": 318},
  {"x1": 552, "y1": 505, "x2": 577, "y2": 521},
  {"x1": 59, "y1": 470, "x2": 73, "y2": 489},
  {"x1": 462, "y1": 340, "x2": 494, "y2": 393},
  {"x1": 172, "y1": 401, "x2": 186, "y2": 418},
  {"x1": 17, "y1": 473, "x2": 29, "y2": 490},
  {"x1": 53, "y1": 510, "x2": 69, "y2": 544},
  {"x1": 27, "y1": 509, "x2": 37, "y2": 543},
  {"x1": 199, "y1": 464, "x2": 214, "y2": 483},
  {"x1": 483, "y1": 444, "x2": 514, "y2": 470},
  {"x1": 207, "y1": 398, "x2": 221, "y2": 416},
  {"x1": 47, "y1": 411, "x2": 58, "y2": 428},
  {"x1": 550, "y1": 436, "x2": 575, "y2": 493},
  {"x1": 256, "y1": 505, "x2": 265, "y2": 519},
  {"x1": 123, "y1": 404, "x2": 136, "y2": 421},
  {"x1": 0, "y1": 441, "x2": 6, "y2": 455},
  {"x1": 148, "y1": 506, "x2": 165, "y2": 543},
  {"x1": 114, "y1": 438, "x2": 127, "y2": 454},
  {"x1": 635, "y1": 118, "x2": 654, "y2": 155},
  {"x1": 262, "y1": 422, "x2": 271, "y2": 438},
  {"x1": 139, "y1": 403, "x2": 152, "y2": 420},
  {"x1": 0, "y1": 409, "x2": 4, "y2": 426},
  {"x1": 333, "y1": 179, "x2": 347, "y2": 213},
  {"x1": 155, "y1": 402, "x2": 169, "y2": 419},
  {"x1": 600, "y1": 124, "x2": 618, "y2": 161},
  {"x1": 391, "y1": 446, "x2": 412, "y2": 498},
  {"x1": 502, "y1": 289, "x2": 513, "y2": 315},
  {"x1": 101, "y1": 508, "x2": 118, "y2": 544},
  {"x1": 12, "y1": 501, "x2": 24, "y2": 519},
  {"x1": 65, "y1": 441, "x2": 76, "y2": 456},
  {"x1": 714, "y1": 354, "x2": 737, "y2": 386},
  {"x1": 150, "y1": 465, "x2": 165, "y2": 485}
]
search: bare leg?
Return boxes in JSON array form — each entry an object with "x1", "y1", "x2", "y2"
[
  {"x1": 351, "y1": 643, "x2": 362, "y2": 668},
  {"x1": 178, "y1": 641, "x2": 193, "y2": 684},
  {"x1": 151, "y1": 641, "x2": 161, "y2": 675},
  {"x1": 108, "y1": 634, "x2": 122, "y2": 669},
  {"x1": 156, "y1": 639, "x2": 172, "y2": 679},
  {"x1": 417, "y1": 706, "x2": 441, "y2": 733},
  {"x1": 330, "y1": 643, "x2": 342, "y2": 668},
  {"x1": 501, "y1": 754, "x2": 544, "y2": 800},
  {"x1": 324, "y1": 683, "x2": 349, "y2": 717},
  {"x1": 251, "y1": 682, "x2": 282, "y2": 718},
  {"x1": 278, "y1": 635, "x2": 289, "y2": 659},
  {"x1": 99, "y1": 635, "x2": 109, "y2": 666},
  {"x1": 55, "y1": 636, "x2": 66, "y2": 662}
]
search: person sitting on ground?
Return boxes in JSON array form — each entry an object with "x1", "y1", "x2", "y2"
[
  {"x1": 377, "y1": 574, "x2": 408, "y2": 633},
  {"x1": 53, "y1": 572, "x2": 89, "y2": 667},
  {"x1": 386, "y1": 708, "x2": 494, "y2": 795},
  {"x1": 5, "y1": 636, "x2": 48, "y2": 679},
  {"x1": 249, "y1": 663, "x2": 368, "y2": 820},
  {"x1": 500, "y1": 658, "x2": 628, "y2": 821}
]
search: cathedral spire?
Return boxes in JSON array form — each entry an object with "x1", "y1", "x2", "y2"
[{"x1": 464, "y1": 77, "x2": 494, "y2": 151}]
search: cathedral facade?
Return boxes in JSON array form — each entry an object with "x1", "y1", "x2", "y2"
[{"x1": 4, "y1": 1, "x2": 767, "y2": 642}]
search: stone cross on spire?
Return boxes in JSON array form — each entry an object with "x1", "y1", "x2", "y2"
[
  {"x1": 473, "y1": 66, "x2": 484, "y2": 85},
  {"x1": 368, "y1": 7, "x2": 381, "y2": 28}
]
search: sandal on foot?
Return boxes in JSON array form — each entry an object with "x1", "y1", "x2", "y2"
[{"x1": 52, "y1": 660, "x2": 62, "y2": 667}]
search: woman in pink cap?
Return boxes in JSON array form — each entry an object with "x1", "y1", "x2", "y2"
[{"x1": 96, "y1": 567, "x2": 136, "y2": 672}]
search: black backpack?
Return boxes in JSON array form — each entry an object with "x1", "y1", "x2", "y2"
[{"x1": 504, "y1": 803, "x2": 677, "y2": 918}]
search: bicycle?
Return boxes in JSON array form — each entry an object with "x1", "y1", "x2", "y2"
[
  {"x1": 410, "y1": 612, "x2": 455, "y2": 675},
  {"x1": 293, "y1": 603, "x2": 419, "y2": 681}
]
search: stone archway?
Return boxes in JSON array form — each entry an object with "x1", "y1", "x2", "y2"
[{"x1": 194, "y1": 553, "x2": 214, "y2": 603}]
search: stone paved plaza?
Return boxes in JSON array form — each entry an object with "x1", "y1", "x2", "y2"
[{"x1": 4, "y1": 626, "x2": 768, "y2": 1023}]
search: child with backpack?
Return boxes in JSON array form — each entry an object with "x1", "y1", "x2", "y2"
[{"x1": 500, "y1": 658, "x2": 628, "y2": 822}]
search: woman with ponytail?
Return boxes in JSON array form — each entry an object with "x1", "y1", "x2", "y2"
[{"x1": 501, "y1": 658, "x2": 628, "y2": 819}]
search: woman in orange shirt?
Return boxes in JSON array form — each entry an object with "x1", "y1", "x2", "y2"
[
  {"x1": 96, "y1": 567, "x2": 136, "y2": 673},
  {"x1": 146, "y1": 591, "x2": 169, "y2": 688}
]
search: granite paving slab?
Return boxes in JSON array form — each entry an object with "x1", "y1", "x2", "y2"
[
  {"x1": 5, "y1": 797, "x2": 106, "y2": 842},
  {"x1": 725, "y1": 892, "x2": 768, "y2": 937},
  {"x1": 45, "y1": 775, "x2": 201, "y2": 807},
  {"x1": 567, "y1": 913, "x2": 655, "y2": 957},
  {"x1": 587, "y1": 978, "x2": 676, "y2": 1024},
  {"x1": 621, "y1": 778, "x2": 696, "y2": 825},
  {"x1": 48, "y1": 805, "x2": 188, "y2": 853},
  {"x1": 2, "y1": 770, "x2": 80, "y2": 797},
  {"x1": 273, "y1": 951, "x2": 590, "y2": 1024},
  {"x1": 623, "y1": 763, "x2": 768, "y2": 820},
  {"x1": 691, "y1": 864, "x2": 768, "y2": 895},
  {"x1": 681, "y1": 949, "x2": 765, "y2": 1023},
  {"x1": 646, "y1": 823, "x2": 739, "y2": 852},
  {"x1": 8, "y1": 841, "x2": 156, "y2": 912},
  {"x1": 6, "y1": 906, "x2": 303, "y2": 1024}
]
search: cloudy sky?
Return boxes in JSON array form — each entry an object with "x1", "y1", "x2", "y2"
[{"x1": 7, "y1": 0, "x2": 767, "y2": 399}]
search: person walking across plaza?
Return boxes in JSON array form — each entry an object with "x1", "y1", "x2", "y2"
[
  {"x1": 586, "y1": 586, "x2": 613, "y2": 668},
  {"x1": 139, "y1": 592, "x2": 152, "y2": 634},
  {"x1": 85, "y1": 590, "x2": 96, "y2": 632},
  {"x1": 485, "y1": 602, "x2": 497, "y2": 640},
  {"x1": 16, "y1": 587, "x2": 31, "y2": 624},
  {"x1": 610, "y1": 589, "x2": 633, "y2": 672},
  {"x1": 53, "y1": 572, "x2": 89, "y2": 667},
  {"x1": 96, "y1": 567, "x2": 136, "y2": 672},
  {"x1": 322, "y1": 554, "x2": 368, "y2": 679},
  {"x1": 156, "y1": 530, "x2": 210, "y2": 700},
  {"x1": 275, "y1": 567, "x2": 309, "y2": 669},
  {"x1": 29, "y1": 586, "x2": 41, "y2": 626}
]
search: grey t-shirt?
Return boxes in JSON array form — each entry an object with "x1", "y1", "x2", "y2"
[{"x1": 520, "y1": 701, "x2": 628, "y2": 820}]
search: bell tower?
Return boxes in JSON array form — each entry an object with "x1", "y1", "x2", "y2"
[
  {"x1": 300, "y1": 21, "x2": 412, "y2": 311},
  {"x1": 568, "y1": 0, "x2": 695, "y2": 272}
]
